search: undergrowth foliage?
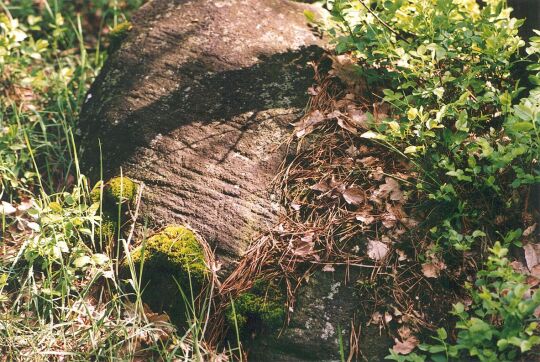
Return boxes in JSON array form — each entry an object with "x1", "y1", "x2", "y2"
[
  {"x1": 320, "y1": 0, "x2": 540, "y2": 360},
  {"x1": 0, "y1": 1, "x2": 223, "y2": 360}
]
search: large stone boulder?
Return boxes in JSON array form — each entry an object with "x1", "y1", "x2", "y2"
[
  {"x1": 80, "y1": 0, "x2": 323, "y2": 267},
  {"x1": 79, "y1": 0, "x2": 392, "y2": 359}
]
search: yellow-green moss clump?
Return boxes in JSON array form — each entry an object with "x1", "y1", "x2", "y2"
[
  {"x1": 90, "y1": 177, "x2": 137, "y2": 209},
  {"x1": 226, "y1": 279, "x2": 285, "y2": 338},
  {"x1": 104, "y1": 176, "x2": 137, "y2": 206},
  {"x1": 131, "y1": 225, "x2": 207, "y2": 279},
  {"x1": 90, "y1": 180, "x2": 103, "y2": 204},
  {"x1": 127, "y1": 225, "x2": 208, "y2": 326},
  {"x1": 108, "y1": 21, "x2": 132, "y2": 48}
]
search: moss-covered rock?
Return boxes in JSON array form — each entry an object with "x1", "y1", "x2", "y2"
[
  {"x1": 127, "y1": 225, "x2": 208, "y2": 326},
  {"x1": 90, "y1": 177, "x2": 137, "y2": 210},
  {"x1": 90, "y1": 180, "x2": 104, "y2": 204},
  {"x1": 104, "y1": 176, "x2": 137, "y2": 207},
  {"x1": 108, "y1": 21, "x2": 132, "y2": 50},
  {"x1": 131, "y1": 225, "x2": 207, "y2": 278},
  {"x1": 226, "y1": 279, "x2": 285, "y2": 339}
]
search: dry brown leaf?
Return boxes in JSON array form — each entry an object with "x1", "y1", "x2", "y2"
[
  {"x1": 0, "y1": 201, "x2": 16, "y2": 215},
  {"x1": 422, "y1": 260, "x2": 446, "y2": 278},
  {"x1": 367, "y1": 239, "x2": 390, "y2": 261},
  {"x1": 396, "y1": 249, "x2": 408, "y2": 261},
  {"x1": 293, "y1": 233, "x2": 315, "y2": 257},
  {"x1": 524, "y1": 223, "x2": 537, "y2": 237},
  {"x1": 393, "y1": 336, "x2": 419, "y2": 355},
  {"x1": 359, "y1": 156, "x2": 379, "y2": 167},
  {"x1": 372, "y1": 167, "x2": 385, "y2": 181},
  {"x1": 311, "y1": 179, "x2": 331, "y2": 193},
  {"x1": 322, "y1": 264, "x2": 335, "y2": 272},
  {"x1": 307, "y1": 86, "x2": 319, "y2": 96},
  {"x1": 348, "y1": 107, "x2": 368, "y2": 129},
  {"x1": 370, "y1": 311, "x2": 383, "y2": 324},
  {"x1": 342, "y1": 187, "x2": 364, "y2": 206},
  {"x1": 337, "y1": 117, "x2": 358, "y2": 134},
  {"x1": 531, "y1": 264, "x2": 540, "y2": 279},
  {"x1": 398, "y1": 326, "x2": 412, "y2": 339},
  {"x1": 346, "y1": 145, "x2": 360, "y2": 157},
  {"x1": 524, "y1": 243, "x2": 540, "y2": 271},
  {"x1": 295, "y1": 110, "x2": 326, "y2": 138},
  {"x1": 381, "y1": 212, "x2": 398, "y2": 229},
  {"x1": 291, "y1": 203, "x2": 301, "y2": 211},
  {"x1": 356, "y1": 213, "x2": 375, "y2": 225},
  {"x1": 379, "y1": 177, "x2": 404, "y2": 202}
]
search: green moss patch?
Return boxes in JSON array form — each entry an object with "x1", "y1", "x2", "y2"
[
  {"x1": 108, "y1": 21, "x2": 132, "y2": 49},
  {"x1": 104, "y1": 176, "x2": 137, "y2": 207},
  {"x1": 226, "y1": 279, "x2": 285, "y2": 338},
  {"x1": 127, "y1": 225, "x2": 208, "y2": 326},
  {"x1": 131, "y1": 225, "x2": 208, "y2": 279}
]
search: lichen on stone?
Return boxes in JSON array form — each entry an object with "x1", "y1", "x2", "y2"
[{"x1": 226, "y1": 279, "x2": 285, "y2": 337}]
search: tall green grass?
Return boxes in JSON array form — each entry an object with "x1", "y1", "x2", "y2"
[{"x1": 0, "y1": 1, "x2": 232, "y2": 360}]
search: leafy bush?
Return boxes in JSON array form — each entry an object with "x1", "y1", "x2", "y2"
[
  {"x1": 387, "y1": 243, "x2": 540, "y2": 361},
  {"x1": 324, "y1": 0, "x2": 540, "y2": 251},
  {"x1": 322, "y1": 0, "x2": 540, "y2": 359}
]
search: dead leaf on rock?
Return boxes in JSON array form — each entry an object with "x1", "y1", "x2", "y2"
[
  {"x1": 367, "y1": 239, "x2": 390, "y2": 261},
  {"x1": 342, "y1": 187, "x2": 364, "y2": 206},
  {"x1": 524, "y1": 223, "x2": 537, "y2": 237},
  {"x1": 524, "y1": 243, "x2": 540, "y2": 271},
  {"x1": 294, "y1": 110, "x2": 326, "y2": 138},
  {"x1": 393, "y1": 336, "x2": 419, "y2": 355}
]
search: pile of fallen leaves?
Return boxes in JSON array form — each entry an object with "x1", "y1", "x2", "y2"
[{"x1": 212, "y1": 57, "x2": 463, "y2": 357}]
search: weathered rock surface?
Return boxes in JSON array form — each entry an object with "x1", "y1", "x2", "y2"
[
  {"x1": 80, "y1": 0, "x2": 323, "y2": 266},
  {"x1": 250, "y1": 268, "x2": 392, "y2": 361},
  {"x1": 80, "y1": 0, "x2": 392, "y2": 359}
]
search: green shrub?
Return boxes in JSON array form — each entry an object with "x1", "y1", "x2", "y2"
[
  {"x1": 387, "y1": 242, "x2": 540, "y2": 362},
  {"x1": 323, "y1": 0, "x2": 540, "y2": 251}
]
